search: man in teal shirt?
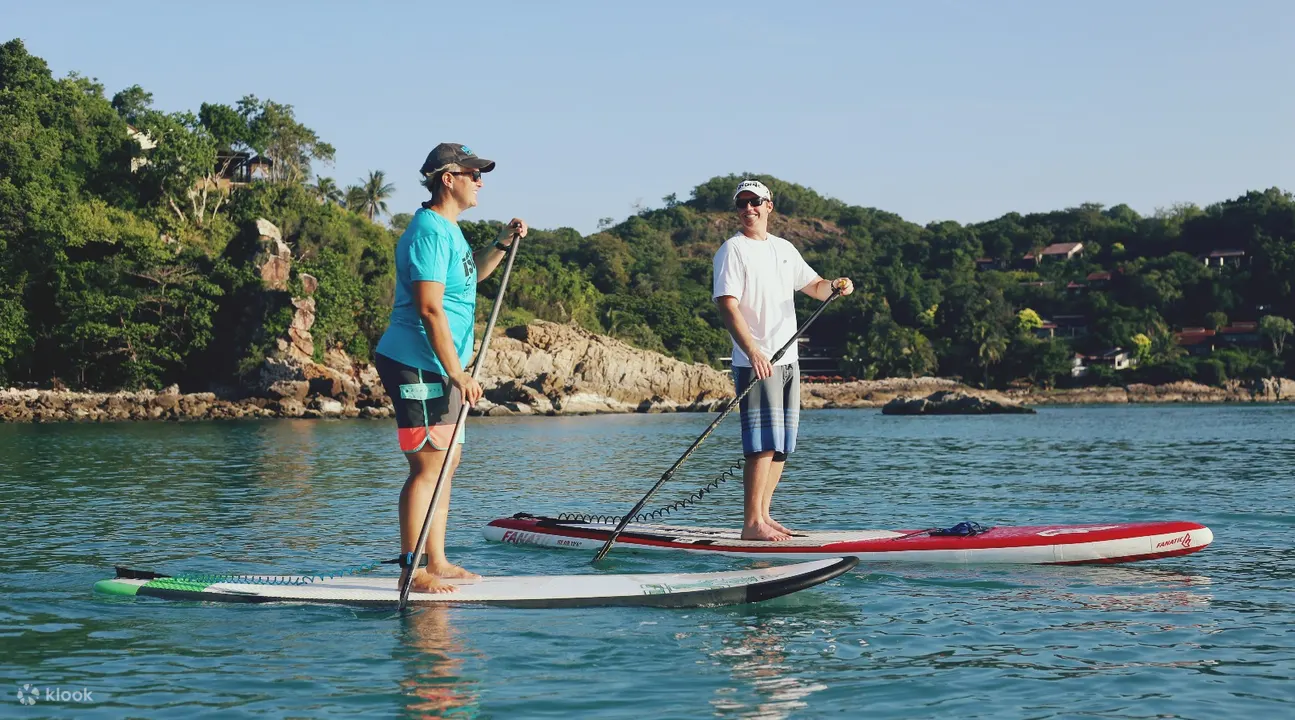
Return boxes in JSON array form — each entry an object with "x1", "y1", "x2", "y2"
[{"x1": 374, "y1": 142, "x2": 528, "y2": 594}]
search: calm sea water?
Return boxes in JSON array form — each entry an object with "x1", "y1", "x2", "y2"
[{"x1": 1, "y1": 405, "x2": 1292, "y2": 719}]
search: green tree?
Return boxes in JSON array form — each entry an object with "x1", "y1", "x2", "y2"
[
  {"x1": 357, "y1": 170, "x2": 396, "y2": 221},
  {"x1": 342, "y1": 185, "x2": 366, "y2": 212},
  {"x1": 1131, "y1": 332, "x2": 1152, "y2": 366},
  {"x1": 499, "y1": 257, "x2": 605, "y2": 330},
  {"x1": 1016, "y1": 308, "x2": 1044, "y2": 333},
  {"x1": 132, "y1": 109, "x2": 220, "y2": 225},
  {"x1": 1032, "y1": 338, "x2": 1075, "y2": 387},
  {"x1": 110, "y1": 84, "x2": 154, "y2": 124},
  {"x1": 309, "y1": 176, "x2": 344, "y2": 205},
  {"x1": 198, "y1": 100, "x2": 263, "y2": 185},
  {"x1": 1204, "y1": 311, "x2": 1228, "y2": 331},
  {"x1": 51, "y1": 199, "x2": 222, "y2": 387},
  {"x1": 389, "y1": 212, "x2": 413, "y2": 234},
  {"x1": 1260, "y1": 315, "x2": 1293, "y2": 357},
  {"x1": 236, "y1": 95, "x2": 335, "y2": 183},
  {"x1": 1196, "y1": 358, "x2": 1227, "y2": 386},
  {"x1": 974, "y1": 325, "x2": 1009, "y2": 387}
]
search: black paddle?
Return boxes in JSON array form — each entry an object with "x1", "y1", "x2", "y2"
[
  {"x1": 591, "y1": 288, "x2": 842, "y2": 564},
  {"x1": 398, "y1": 227, "x2": 522, "y2": 610}
]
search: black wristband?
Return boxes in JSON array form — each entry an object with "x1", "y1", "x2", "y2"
[{"x1": 493, "y1": 240, "x2": 511, "y2": 252}]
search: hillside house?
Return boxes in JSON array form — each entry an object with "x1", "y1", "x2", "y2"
[
  {"x1": 1174, "y1": 328, "x2": 1217, "y2": 356},
  {"x1": 1073, "y1": 347, "x2": 1133, "y2": 377},
  {"x1": 1050, "y1": 315, "x2": 1089, "y2": 339},
  {"x1": 1217, "y1": 321, "x2": 1261, "y2": 348},
  {"x1": 1085, "y1": 271, "x2": 1112, "y2": 288},
  {"x1": 125, "y1": 124, "x2": 157, "y2": 172},
  {"x1": 1199, "y1": 249, "x2": 1248, "y2": 268}
]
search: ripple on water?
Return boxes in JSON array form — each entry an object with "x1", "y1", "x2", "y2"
[{"x1": 0, "y1": 406, "x2": 1292, "y2": 718}]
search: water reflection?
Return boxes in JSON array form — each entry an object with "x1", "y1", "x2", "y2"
[
  {"x1": 985, "y1": 565, "x2": 1215, "y2": 614},
  {"x1": 396, "y1": 608, "x2": 482, "y2": 719},
  {"x1": 706, "y1": 616, "x2": 830, "y2": 720}
]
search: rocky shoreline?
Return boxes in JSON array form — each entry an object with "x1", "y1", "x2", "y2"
[
  {"x1": 2, "y1": 319, "x2": 1292, "y2": 423},
  {"x1": 2, "y1": 363, "x2": 1291, "y2": 425},
  {"x1": 800, "y1": 376, "x2": 1295, "y2": 409}
]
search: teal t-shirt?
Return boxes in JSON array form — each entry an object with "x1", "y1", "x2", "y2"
[{"x1": 376, "y1": 208, "x2": 477, "y2": 376}]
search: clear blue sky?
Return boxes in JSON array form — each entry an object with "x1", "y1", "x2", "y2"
[{"x1": 7, "y1": 1, "x2": 1292, "y2": 234}]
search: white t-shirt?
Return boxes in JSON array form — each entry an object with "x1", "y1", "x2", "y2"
[{"x1": 712, "y1": 233, "x2": 819, "y2": 367}]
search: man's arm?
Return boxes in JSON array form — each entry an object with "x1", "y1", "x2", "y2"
[
  {"x1": 799, "y1": 276, "x2": 854, "y2": 300},
  {"x1": 413, "y1": 280, "x2": 482, "y2": 404},
  {"x1": 716, "y1": 295, "x2": 774, "y2": 380},
  {"x1": 474, "y1": 219, "x2": 528, "y2": 280}
]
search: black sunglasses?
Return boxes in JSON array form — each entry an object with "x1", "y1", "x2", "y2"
[
  {"x1": 448, "y1": 169, "x2": 482, "y2": 182},
  {"x1": 735, "y1": 197, "x2": 766, "y2": 209}
]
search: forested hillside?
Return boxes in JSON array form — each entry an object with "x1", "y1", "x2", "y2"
[{"x1": 2, "y1": 39, "x2": 1291, "y2": 393}]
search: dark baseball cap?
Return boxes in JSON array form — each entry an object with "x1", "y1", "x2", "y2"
[{"x1": 419, "y1": 143, "x2": 496, "y2": 175}]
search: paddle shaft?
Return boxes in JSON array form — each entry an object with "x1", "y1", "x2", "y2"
[
  {"x1": 591, "y1": 289, "x2": 841, "y2": 563},
  {"x1": 399, "y1": 231, "x2": 521, "y2": 609}
]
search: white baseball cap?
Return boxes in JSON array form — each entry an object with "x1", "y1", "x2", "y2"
[{"x1": 732, "y1": 179, "x2": 772, "y2": 202}]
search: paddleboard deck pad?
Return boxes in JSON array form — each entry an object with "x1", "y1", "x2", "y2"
[
  {"x1": 94, "y1": 557, "x2": 857, "y2": 609},
  {"x1": 486, "y1": 514, "x2": 1213, "y2": 565}
]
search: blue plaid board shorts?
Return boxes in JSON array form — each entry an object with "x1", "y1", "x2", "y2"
[{"x1": 732, "y1": 361, "x2": 800, "y2": 459}]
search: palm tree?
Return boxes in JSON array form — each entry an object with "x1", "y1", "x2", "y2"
[
  {"x1": 343, "y1": 185, "x2": 367, "y2": 212},
  {"x1": 357, "y1": 170, "x2": 396, "y2": 221},
  {"x1": 309, "y1": 175, "x2": 343, "y2": 205},
  {"x1": 974, "y1": 325, "x2": 1008, "y2": 388}
]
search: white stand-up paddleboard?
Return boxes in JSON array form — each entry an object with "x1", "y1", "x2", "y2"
[
  {"x1": 94, "y1": 558, "x2": 857, "y2": 609},
  {"x1": 485, "y1": 514, "x2": 1213, "y2": 565}
]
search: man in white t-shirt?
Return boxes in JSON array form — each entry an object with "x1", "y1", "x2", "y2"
[{"x1": 712, "y1": 179, "x2": 853, "y2": 541}]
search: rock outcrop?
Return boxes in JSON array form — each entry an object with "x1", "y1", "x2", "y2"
[
  {"x1": 252, "y1": 218, "x2": 292, "y2": 290},
  {"x1": 801, "y1": 377, "x2": 964, "y2": 409},
  {"x1": 246, "y1": 220, "x2": 382, "y2": 415},
  {"x1": 882, "y1": 390, "x2": 1036, "y2": 415},
  {"x1": 475, "y1": 321, "x2": 734, "y2": 415}
]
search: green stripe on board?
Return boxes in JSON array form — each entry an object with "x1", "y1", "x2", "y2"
[
  {"x1": 93, "y1": 579, "x2": 141, "y2": 597},
  {"x1": 145, "y1": 577, "x2": 216, "y2": 593}
]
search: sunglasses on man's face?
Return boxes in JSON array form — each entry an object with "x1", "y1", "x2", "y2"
[
  {"x1": 735, "y1": 197, "x2": 766, "y2": 209},
  {"x1": 448, "y1": 170, "x2": 482, "y2": 182}
]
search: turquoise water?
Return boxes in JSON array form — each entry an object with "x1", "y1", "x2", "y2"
[{"x1": 2, "y1": 405, "x2": 1293, "y2": 718}]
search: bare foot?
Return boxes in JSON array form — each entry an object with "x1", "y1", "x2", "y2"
[
  {"x1": 399, "y1": 568, "x2": 458, "y2": 594},
  {"x1": 766, "y1": 517, "x2": 794, "y2": 535},
  {"x1": 428, "y1": 562, "x2": 481, "y2": 581},
  {"x1": 741, "y1": 522, "x2": 792, "y2": 542}
]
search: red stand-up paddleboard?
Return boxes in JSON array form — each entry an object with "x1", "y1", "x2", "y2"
[{"x1": 485, "y1": 514, "x2": 1212, "y2": 565}]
